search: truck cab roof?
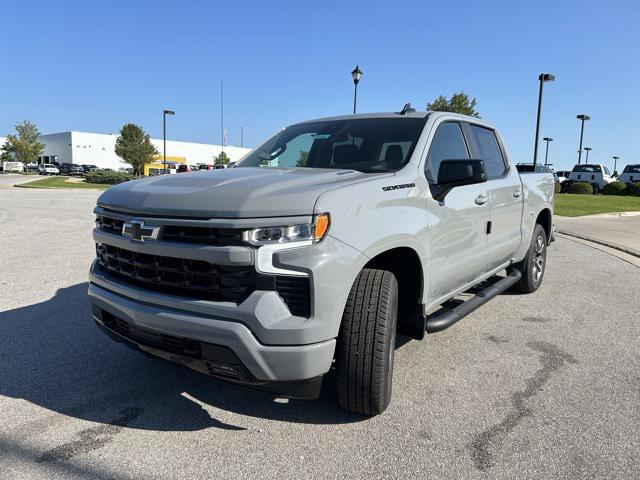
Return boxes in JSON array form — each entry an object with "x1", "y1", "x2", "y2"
[{"x1": 295, "y1": 111, "x2": 496, "y2": 129}]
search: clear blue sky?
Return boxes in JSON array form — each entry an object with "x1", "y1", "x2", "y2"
[{"x1": 1, "y1": 0, "x2": 638, "y2": 171}]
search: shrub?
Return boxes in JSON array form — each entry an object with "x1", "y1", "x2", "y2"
[
  {"x1": 567, "y1": 182, "x2": 593, "y2": 195},
  {"x1": 601, "y1": 181, "x2": 627, "y2": 196},
  {"x1": 628, "y1": 182, "x2": 640, "y2": 197},
  {"x1": 554, "y1": 182, "x2": 562, "y2": 193},
  {"x1": 84, "y1": 169, "x2": 133, "y2": 185}
]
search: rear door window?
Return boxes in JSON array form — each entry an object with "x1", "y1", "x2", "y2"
[{"x1": 468, "y1": 125, "x2": 507, "y2": 179}]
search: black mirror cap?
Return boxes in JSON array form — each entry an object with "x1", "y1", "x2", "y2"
[
  {"x1": 437, "y1": 159, "x2": 487, "y2": 188},
  {"x1": 432, "y1": 159, "x2": 487, "y2": 202}
]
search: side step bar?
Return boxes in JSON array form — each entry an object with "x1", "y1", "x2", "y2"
[{"x1": 425, "y1": 270, "x2": 522, "y2": 333}]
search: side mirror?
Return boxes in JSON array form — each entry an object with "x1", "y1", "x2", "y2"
[{"x1": 433, "y1": 159, "x2": 487, "y2": 201}]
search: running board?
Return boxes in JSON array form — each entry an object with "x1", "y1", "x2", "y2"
[{"x1": 425, "y1": 270, "x2": 522, "y2": 333}]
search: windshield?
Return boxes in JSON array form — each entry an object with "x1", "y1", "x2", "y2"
[
  {"x1": 44, "y1": 164, "x2": 55, "y2": 168},
  {"x1": 572, "y1": 164, "x2": 601, "y2": 173},
  {"x1": 623, "y1": 165, "x2": 640, "y2": 173},
  {"x1": 235, "y1": 118, "x2": 426, "y2": 173}
]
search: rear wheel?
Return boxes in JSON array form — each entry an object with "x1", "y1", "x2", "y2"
[
  {"x1": 336, "y1": 268, "x2": 398, "y2": 416},
  {"x1": 511, "y1": 224, "x2": 547, "y2": 293}
]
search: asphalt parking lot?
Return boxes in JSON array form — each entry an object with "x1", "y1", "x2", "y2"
[
  {"x1": 1, "y1": 187, "x2": 639, "y2": 480},
  {"x1": 0, "y1": 173, "x2": 40, "y2": 188}
]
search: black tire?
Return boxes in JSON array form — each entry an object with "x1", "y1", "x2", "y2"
[
  {"x1": 511, "y1": 224, "x2": 547, "y2": 293},
  {"x1": 336, "y1": 268, "x2": 398, "y2": 416}
]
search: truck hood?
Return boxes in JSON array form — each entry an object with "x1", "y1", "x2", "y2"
[{"x1": 97, "y1": 167, "x2": 390, "y2": 218}]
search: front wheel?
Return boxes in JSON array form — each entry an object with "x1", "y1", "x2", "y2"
[
  {"x1": 511, "y1": 224, "x2": 547, "y2": 293},
  {"x1": 335, "y1": 268, "x2": 398, "y2": 416}
]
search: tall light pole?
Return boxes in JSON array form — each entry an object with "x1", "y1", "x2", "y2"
[
  {"x1": 543, "y1": 137, "x2": 553, "y2": 166},
  {"x1": 220, "y1": 78, "x2": 224, "y2": 153},
  {"x1": 163, "y1": 109, "x2": 175, "y2": 173},
  {"x1": 240, "y1": 127, "x2": 244, "y2": 148},
  {"x1": 613, "y1": 156, "x2": 619, "y2": 175},
  {"x1": 533, "y1": 73, "x2": 555, "y2": 167},
  {"x1": 351, "y1": 65, "x2": 363, "y2": 114},
  {"x1": 584, "y1": 147, "x2": 592, "y2": 163},
  {"x1": 576, "y1": 114, "x2": 590, "y2": 164}
]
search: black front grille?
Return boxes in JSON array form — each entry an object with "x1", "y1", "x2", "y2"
[
  {"x1": 96, "y1": 215, "x2": 243, "y2": 247},
  {"x1": 97, "y1": 215, "x2": 124, "y2": 235},
  {"x1": 96, "y1": 244, "x2": 255, "y2": 303},
  {"x1": 161, "y1": 225, "x2": 243, "y2": 246}
]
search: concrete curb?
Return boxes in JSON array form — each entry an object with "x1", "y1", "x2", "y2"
[
  {"x1": 556, "y1": 211, "x2": 640, "y2": 219},
  {"x1": 557, "y1": 230, "x2": 640, "y2": 258}
]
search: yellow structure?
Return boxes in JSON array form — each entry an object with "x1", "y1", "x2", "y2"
[{"x1": 144, "y1": 155, "x2": 187, "y2": 176}]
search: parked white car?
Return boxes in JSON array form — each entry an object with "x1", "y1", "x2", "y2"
[
  {"x1": 38, "y1": 163, "x2": 60, "y2": 175},
  {"x1": 617, "y1": 164, "x2": 640, "y2": 184},
  {"x1": 567, "y1": 164, "x2": 615, "y2": 191}
]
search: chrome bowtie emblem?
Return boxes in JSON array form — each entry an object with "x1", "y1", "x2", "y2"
[{"x1": 122, "y1": 220, "x2": 159, "y2": 242}]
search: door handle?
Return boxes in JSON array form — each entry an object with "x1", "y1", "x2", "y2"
[
  {"x1": 475, "y1": 194, "x2": 488, "y2": 205},
  {"x1": 512, "y1": 189, "x2": 522, "y2": 198}
]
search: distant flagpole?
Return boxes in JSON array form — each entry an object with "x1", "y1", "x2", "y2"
[{"x1": 220, "y1": 78, "x2": 224, "y2": 153}]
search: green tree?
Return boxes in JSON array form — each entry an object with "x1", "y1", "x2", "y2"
[
  {"x1": 1, "y1": 141, "x2": 13, "y2": 163},
  {"x1": 114, "y1": 123, "x2": 158, "y2": 176},
  {"x1": 3, "y1": 120, "x2": 45, "y2": 167},
  {"x1": 426, "y1": 92, "x2": 480, "y2": 118},
  {"x1": 296, "y1": 151, "x2": 309, "y2": 167},
  {"x1": 214, "y1": 150, "x2": 230, "y2": 166}
]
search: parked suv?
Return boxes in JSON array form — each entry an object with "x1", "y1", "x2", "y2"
[
  {"x1": 82, "y1": 164, "x2": 99, "y2": 173},
  {"x1": 88, "y1": 110, "x2": 554, "y2": 415},
  {"x1": 38, "y1": 163, "x2": 60, "y2": 175},
  {"x1": 567, "y1": 164, "x2": 614, "y2": 191},
  {"x1": 59, "y1": 163, "x2": 85, "y2": 176},
  {"x1": 618, "y1": 164, "x2": 640, "y2": 184}
]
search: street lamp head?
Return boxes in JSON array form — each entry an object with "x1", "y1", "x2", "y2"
[
  {"x1": 576, "y1": 114, "x2": 590, "y2": 121},
  {"x1": 163, "y1": 109, "x2": 175, "y2": 116},
  {"x1": 613, "y1": 156, "x2": 619, "y2": 160},
  {"x1": 351, "y1": 65, "x2": 363, "y2": 85},
  {"x1": 539, "y1": 73, "x2": 555, "y2": 82},
  {"x1": 543, "y1": 137, "x2": 553, "y2": 142},
  {"x1": 584, "y1": 147, "x2": 592, "y2": 152}
]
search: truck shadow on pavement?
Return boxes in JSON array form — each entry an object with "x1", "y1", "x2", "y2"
[{"x1": 0, "y1": 283, "x2": 369, "y2": 432}]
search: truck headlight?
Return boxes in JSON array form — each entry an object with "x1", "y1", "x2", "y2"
[{"x1": 242, "y1": 213, "x2": 330, "y2": 246}]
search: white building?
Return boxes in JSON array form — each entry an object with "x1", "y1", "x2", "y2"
[{"x1": 37, "y1": 131, "x2": 251, "y2": 170}]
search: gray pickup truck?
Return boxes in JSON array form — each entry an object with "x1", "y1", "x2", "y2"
[{"x1": 89, "y1": 109, "x2": 554, "y2": 416}]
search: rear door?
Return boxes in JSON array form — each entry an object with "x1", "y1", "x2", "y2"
[
  {"x1": 466, "y1": 124, "x2": 523, "y2": 268},
  {"x1": 425, "y1": 121, "x2": 490, "y2": 300}
]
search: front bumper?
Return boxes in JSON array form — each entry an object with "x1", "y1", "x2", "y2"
[
  {"x1": 89, "y1": 281, "x2": 335, "y2": 389},
  {"x1": 92, "y1": 303, "x2": 325, "y2": 399}
]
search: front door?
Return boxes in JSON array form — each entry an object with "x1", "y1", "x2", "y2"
[{"x1": 425, "y1": 121, "x2": 490, "y2": 301}]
